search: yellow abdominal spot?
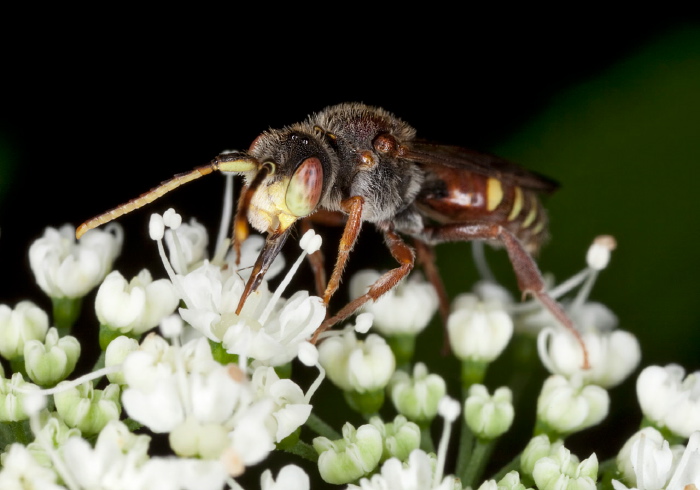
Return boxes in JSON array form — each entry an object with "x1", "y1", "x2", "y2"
[
  {"x1": 531, "y1": 220, "x2": 545, "y2": 235},
  {"x1": 508, "y1": 187, "x2": 523, "y2": 221},
  {"x1": 486, "y1": 178, "x2": 503, "y2": 211},
  {"x1": 522, "y1": 197, "x2": 538, "y2": 228}
]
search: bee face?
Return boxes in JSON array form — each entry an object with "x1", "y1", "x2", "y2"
[{"x1": 244, "y1": 129, "x2": 334, "y2": 234}]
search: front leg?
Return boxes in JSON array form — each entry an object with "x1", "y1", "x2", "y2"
[
  {"x1": 421, "y1": 222, "x2": 590, "y2": 369},
  {"x1": 311, "y1": 227, "x2": 415, "y2": 343},
  {"x1": 300, "y1": 209, "x2": 350, "y2": 298}
]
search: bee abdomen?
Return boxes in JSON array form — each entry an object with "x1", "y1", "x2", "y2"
[{"x1": 488, "y1": 178, "x2": 549, "y2": 254}]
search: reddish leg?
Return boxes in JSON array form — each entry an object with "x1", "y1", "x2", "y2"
[
  {"x1": 421, "y1": 222, "x2": 589, "y2": 369},
  {"x1": 300, "y1": 209, "x2": 350, "y2": 297},
  {"x1": 311, "y1": 227, "x2": 415, "y2": 343},
  {"x1": 321, "y1": 196, "x2": 365, "y2": 307},
  {"x1": 413, "y1": 239, "x2": 452, "y2": 354}
]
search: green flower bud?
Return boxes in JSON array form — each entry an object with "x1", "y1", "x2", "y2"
[
  {"x1": 0, "y1": 373, "x2": 39, "y2": 421},
  {"x1": 24, "y1": 327, "x2": 80, "y2": 386},
  {"x1": 390, "y1": 362, "x2": 446, "y2": 424},
  {"x1": 313, "y1": 422, "x2": 383, "y2": 485},
  {"x1": 370, "y1": 415, "x2": 421, "y2": 462},
  {"x1": 532, "y1": 446, "x2": 598, "y2": 490},
  {"x1": 0, "y1": 301, "x2": 49, "y2": 360},
  {"x1": 26, "y1": 412, "x2": 81, "y2": 466},
  {"x1": 54, "y1": 381, "x2": 121, "y2": 436},
  {"x1": 520, "y1": 435, "x2": 565, "y2": 478},
  {"x1": 498, "y1": 471, "x2": 533, "y2": 490},
  {"x1": 464, "y1": 384, "x2": 514, "y2": 440},
  {"x1": 478, "y1": 471, "x2": 533, "y2": 490}
]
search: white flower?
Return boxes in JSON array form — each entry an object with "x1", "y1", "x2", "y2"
[
  {"x1": 614, "y1": 427, "x2": 682, "y2": 490},
  {"x1": 121, "y1": 335, "x2": 275, "y2": 467},
  {"x1": 221, "y1": 290, "x2": 325, "y2": 366},
  {"x1": 613, "y1": 430, "x2": 700, "y2": 490},
  {"x1": 250, "y1": 365, "x2": 312, "y2": 443},
  {"x1": 347, "y1": 449, "x2": 462, "y2": 490},
  {"x1": 0, "y1": 300, "x2": 49, "y2": 360},
  {"x1": 260, "y1": 464, "x2": 310, "y2": 490},
  {"x1": 538, "y1": 302, "x2": 640, "y2": 388},
  {"x1": 122, "y1": 345, "x2": 243, "y2": 433},
  {"x1": 176, "y1": 259, "x2": 324, "y2": 366},
  {"x1": 666, "y1": 431, "x2": 700, "y2": 490},
  {"x1": 637, "y1": 364, "x2": 700, "y2": 438},
  {"x1": 447, "y1": 291, "x2": 513, "y2": 363},
  {"x1": 61, "y1": 420, "x2": 228, "y2": 490},
  {"x1": 96, "y1": 269, "x2": 179, "y2": 335},
  {"x1": 105, "y1": 335, "x2": 140, "y2": 385},
  {"x1": 29, "y1": 223, "x2": 123, "y2": 298},
  {"x1": 349, "y1": 270, "x2": 439, "y2": 336},
  {"x1": 0, "y1": 444, "x2": 64, "y2": 490},
  {"x1": 318, "y1": 331, "x2": 396, "y2": 393},
  {"x1": 164, "y1": 217, "x2": 209, "y2": 274},
  {"x1": 536, "y1": 374, "x2": 609, "y2": 436}
]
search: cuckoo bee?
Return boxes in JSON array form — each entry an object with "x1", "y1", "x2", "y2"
[{"x1": 77, "y1": 102, "x2": 588, "y2": 365}]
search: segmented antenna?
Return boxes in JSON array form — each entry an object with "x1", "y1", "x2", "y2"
[{"x1": 75, "y1": 152, "x2": 258, "y2": 239}]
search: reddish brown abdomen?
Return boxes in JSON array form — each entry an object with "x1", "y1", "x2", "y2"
[{"x1": 416, "y1": 165, "x2": 548, "y2": 253}]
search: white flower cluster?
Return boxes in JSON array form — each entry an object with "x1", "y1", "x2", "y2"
[{"x1": 1, "y1": 204, "x2": 699, "y2": 490}]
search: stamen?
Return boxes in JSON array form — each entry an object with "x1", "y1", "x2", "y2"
[
  {"x1": 305, "y1": 362, "x2": 326, "y2": 403},
  {"x1": 298, "y1": 342, "x2": 325, "y2": 403},
  {"x1": 354, "y1": 313, "x2": 373, "y2": 334},
  {"x1": 508, "y1": 268, "x2": 592, "y2": 314},
  {"x1": 472, "y1": 241, "x2": 496, "y2": 283},
  {"x1": 536, "y1": 327, "x2": 557, "y2": 373},
  {"x1": 151, "y1": 212, "x2": 194, "y2": 308},
  {"x1": 258, "y1": 230, "x2": 321, "y2": 325},
  {"x1": 215, "y1": 173, "x2": 235, "y2": 261},
  {"x1": 169, "y1": 330, "x2": 193, "y2": 416},
  {"x1": 435, "y1": 396, "x2": 460, "y2": 487},
  {"x1": 149, "y1": 214, "x2": 165, "y2": 240},
  {"x1": 572, "y1": 236, "x2": 616, "y2": 312},
  {"x1": 11, "y1": 365, "x2": 122, "y2": 395}
]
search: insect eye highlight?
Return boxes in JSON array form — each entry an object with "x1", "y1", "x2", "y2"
[{"x1": 285, "y1": 157, "x2": 323, "y2": 217}]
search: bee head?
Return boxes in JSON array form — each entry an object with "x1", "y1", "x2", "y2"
[
  {"x1": 233, "y1": 129, "x2": 333, "y2": 315},
  {"x1": 243, "y1": 129, "x2": 333, "y2": 235}
]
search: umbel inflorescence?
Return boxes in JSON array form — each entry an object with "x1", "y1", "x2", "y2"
[{"x1": 0, "y1": 201, "x2": 698, "y2": 489}]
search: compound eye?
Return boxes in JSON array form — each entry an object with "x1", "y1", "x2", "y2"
[{"x1": 285, "y1": 157, "x2": 324, "y2": 217}]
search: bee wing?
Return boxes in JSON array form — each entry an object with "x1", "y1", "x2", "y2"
[{"x1": 403, "y1": 140, "x2": 559, "y2": 194}]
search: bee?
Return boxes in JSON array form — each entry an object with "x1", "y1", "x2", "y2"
[{"x1": 77, "y1": 102, "x2": 588, "y2": 365}]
